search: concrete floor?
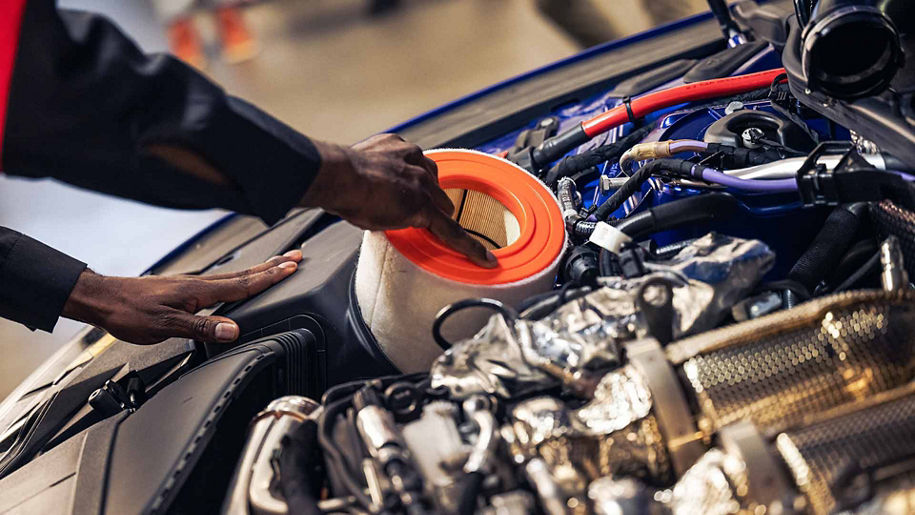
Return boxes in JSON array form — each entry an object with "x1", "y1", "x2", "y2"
[{"x1": 0, "y1": 0, "x2": 703, "y2": 397}]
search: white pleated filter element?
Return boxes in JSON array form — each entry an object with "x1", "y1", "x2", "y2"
[{"x1": 354, "y1": 150, "x2": 566, "y2": 372}]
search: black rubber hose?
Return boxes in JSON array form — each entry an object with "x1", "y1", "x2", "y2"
[
  {"x1": 591, "y1": 159, "x2": 696, "y2": 221},
  {"x1": 571, "y1": 220, "x2": 597, "y2": 240},
  {"x1": 704, "y1": 143, "x2": 786, "y2": 167},
  {"x1": 457, "y1": 472, "x2": 485, "y2": 515},
  {"x1": 544, "y1": 125, "x2": 653, "y2": 184},
  {"x1": 432, "y1": 298, "x2": 518, "y2": 350},
  {"x1": 598, "y1": 193, "x2": 739, "y2": 275},
  {"x1": 614, "y1": 192, "x2": 740, "y2": 240},
  {"x1": 788, "y1": 203, "x2": 868, "y2": 291},
  {"x1": 278, "y1": 423, "x2": 323, "y2": 515}
]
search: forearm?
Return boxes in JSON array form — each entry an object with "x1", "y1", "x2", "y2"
[
  {"x1": 0, "y1": 227, "x2": 86, "y2": 332},
  {"x1": 1, "y1": 2, "x2": 321, "y2": 224}
]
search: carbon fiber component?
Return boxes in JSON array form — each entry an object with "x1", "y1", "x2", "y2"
[
  {"x1": 872, "y1": 200, "x2": 915, "y2": 281},
  {"x1": 669, "y1": 290, "x2": 915, "y2": 433}
]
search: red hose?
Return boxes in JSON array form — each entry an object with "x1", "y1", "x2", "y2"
[{"x1": 581, "y1": 68, "x2": 786, "y2": 138}]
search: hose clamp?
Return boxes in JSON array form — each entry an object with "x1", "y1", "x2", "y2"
[{"x1": 626, "y1": 338, "x2": 705, "y2": 474}]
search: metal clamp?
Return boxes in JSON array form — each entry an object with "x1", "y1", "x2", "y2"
[{"x1": 626, "y1": 338, "x2": 705, "y2": 474}]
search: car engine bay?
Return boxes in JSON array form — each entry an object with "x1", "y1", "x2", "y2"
[{"x1": 1, "y1": 0, "x2": 915, "y2": 514}]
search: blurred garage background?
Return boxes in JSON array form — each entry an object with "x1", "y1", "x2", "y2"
[{"x1": 0, "y1": 0, "x2": 706, "y2": 397}]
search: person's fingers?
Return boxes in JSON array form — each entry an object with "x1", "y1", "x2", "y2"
[
  {"x1": 429, "y1": 186, "x2": 456, "y2": 216},
  {"x1": 197, "y1": 260, "x2": 298, "y2": 305},
  {"x1": 201, "y1": 250, "x2": 302, "y2": 281},
  {"x1": 168, "y1": 312, "x2": 241, "y2": 343},
  {"x1": 406, "y1": 151, "x2": 438, "y2": 178},
  {"x1": 424, "y1": 209, "x2": 498, "y2": 268}
]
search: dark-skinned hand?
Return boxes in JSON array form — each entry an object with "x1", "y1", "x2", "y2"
[
  {"x1": 304, "y1": 133, "x2": 498, "y2": 268},
  {"x1": 62, "y1": 251, "x2": 303, "y2": 344},
  {"x1": 62, "y1": 135, "x2": 494, "y2": 346}
]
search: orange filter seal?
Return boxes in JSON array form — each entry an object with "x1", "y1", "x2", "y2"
[{"x1": 385, "y1": 149, "x2": 566, "y2": 285}]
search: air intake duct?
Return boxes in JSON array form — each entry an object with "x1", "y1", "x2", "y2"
[{"x1": 801, "y1": 0, "x2": 903, "y2": 99}]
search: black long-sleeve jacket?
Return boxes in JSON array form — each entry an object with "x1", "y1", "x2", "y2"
[{"x1": 0, "y1": 0, "x2": 321, "y2": 331}]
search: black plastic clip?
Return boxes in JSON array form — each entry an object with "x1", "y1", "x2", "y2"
[
  {"x1": 796, "y1": 142, "x2": 915, "y2": 209},
  {"x1": 621, "y1": 96, "x2": 637, "y2": 124}
]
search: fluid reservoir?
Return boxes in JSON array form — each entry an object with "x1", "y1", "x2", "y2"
[{"x1": 355, "y1": 149, "x2": 566, "y2": 372}]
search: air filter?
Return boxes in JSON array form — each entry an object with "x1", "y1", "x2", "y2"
[{"x1": 355, "y1": 149, "x2": 566, "y2": 372}]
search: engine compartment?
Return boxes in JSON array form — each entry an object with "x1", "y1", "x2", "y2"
[
  {"x1": 2, "y1": 1, "x2": 915, "y2": 513},
  {"x1": 245, "y1": 3, "x2": 915, "y2": 514}
]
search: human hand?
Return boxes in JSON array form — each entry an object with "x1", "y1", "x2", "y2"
[
  {"x1": 303, "y1": 134, "x2": 497, "y2": 268},
  {"x1": 61, "y1": 251, "x2": 303, "y2": 344}
]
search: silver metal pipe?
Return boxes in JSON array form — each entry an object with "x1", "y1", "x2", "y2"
[{"x1": 222, "y1": 396, "x2": 322, "y2": 515}]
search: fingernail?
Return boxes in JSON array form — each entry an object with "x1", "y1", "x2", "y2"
[
  {"x1": 215, "y1": 322, "x2": 238, "y2": 341},
  {"x1": 279, "y1": 261, "x2": 297, "y2": 270},
  {"x1": 485, "y1": 251, "x2": 498, "y2": 266},
  {"x1": 283, "y1": 250, "x2": 302, "y2": 259}
]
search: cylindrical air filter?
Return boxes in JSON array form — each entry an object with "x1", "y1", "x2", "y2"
[{"x1": 355, "y1": 149, "x2": 566, "y2": 372}]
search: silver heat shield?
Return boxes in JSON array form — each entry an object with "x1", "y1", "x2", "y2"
[{"x1": 432, "y1": 233, "x2": 774, "y2": 399}]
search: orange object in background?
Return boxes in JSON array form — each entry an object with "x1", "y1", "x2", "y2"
[
  {"x1": 216, "y1": 6, "x2": 259, "y2": 64},
  {"x1": 167, "y1": 17, "x2": 207, "y2": 69}
]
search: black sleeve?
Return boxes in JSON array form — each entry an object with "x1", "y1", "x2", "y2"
[
  {"x1": 0, "y1": 227, "x2": 86, "y2": 332},
  {"x1": 1, "y1": 0, "x2": 322, "y2": 225}
]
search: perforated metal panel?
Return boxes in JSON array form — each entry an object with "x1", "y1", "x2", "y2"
[
  {"x1": 776, "y1": 391, "x2": 915, "y2": 515},
  {"x1": 674, "y1": 291, "x2": 915, "y2": 432},
  {"x1": 872, "y1": 200, "x2": 915, "y2": 280}
]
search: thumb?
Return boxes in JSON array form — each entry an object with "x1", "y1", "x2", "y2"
[{"x1": 171, "y1": 312, "x2": 241, "y2": 343}]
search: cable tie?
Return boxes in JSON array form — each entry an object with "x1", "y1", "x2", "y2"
[
  {"x1": 588, "y1": 222, "x2": 633, "y2": 254},
  {"x1": 621, "y1": 96, "x2": 637, "y2": 124}
]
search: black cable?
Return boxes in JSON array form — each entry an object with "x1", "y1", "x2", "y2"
[
  {"x1": 707, "y1": 0, "x2": 742, "y2": 39},
  {"x1": 757, "y1": 279, "x2": 811, "y2": 301},
  {"x1": 703, "y1": 143, "x2": 787, "y2": 167},
  {"x1": 544, "y1": 124, "x2": 653, "y2": 184},
  {"x1": 653, "y1": 238, "x2": 698, "y2": 260},
  {"x1": 570, "y1": 220, "x2": 597, "y2": 240},
  {"x1": 317, "y1": 398, "x2": 374, "y2": 509},
  {"x1": 828, "y1": 239, "x2": 878, "y2": 292},
  {"x1": 834, "y1": 251, "x2": 882, "y2": 292},
  {"x1": 794, "y1": 0, "x2": 811, "y2": 26},
  {"x1": 591, "y1": 159, "x2": 696, "y2": 221},
  {"x1": 432, "y1": 298, "x2": 519, "y2": 350}
]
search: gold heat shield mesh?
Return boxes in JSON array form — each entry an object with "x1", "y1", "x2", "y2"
[
  {"x1": 776, "y1": 391, "x2": 915, "y2": 515},
  {"x1": 445, "y1": 188, "x2": 521, "y2": 250},
  {"x1": 673, "y1": 291, "x2": 915, "y2": 433}
]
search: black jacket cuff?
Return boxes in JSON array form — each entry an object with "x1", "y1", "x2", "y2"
[{"x1": 0, "y1": 230, "x2": 87, "y2": 332}]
